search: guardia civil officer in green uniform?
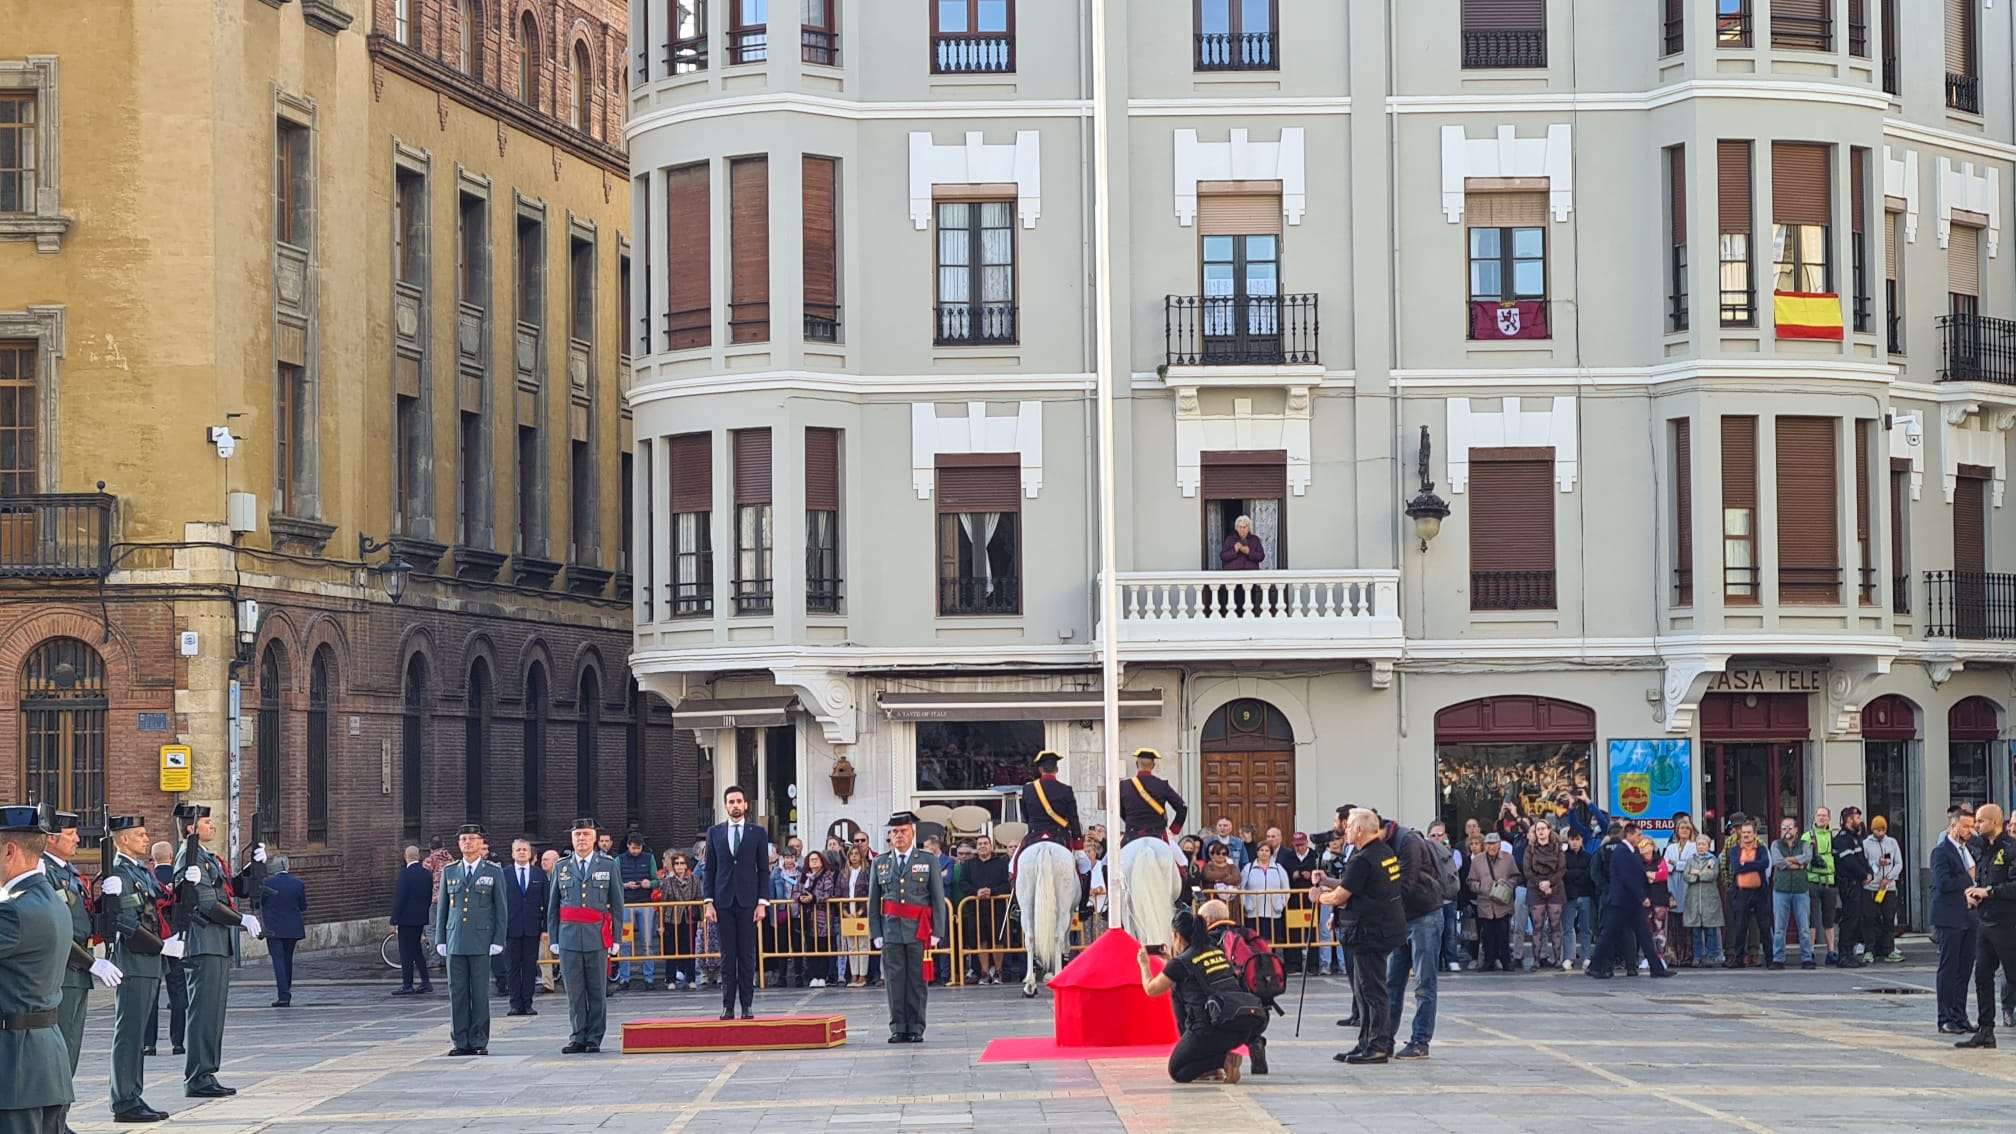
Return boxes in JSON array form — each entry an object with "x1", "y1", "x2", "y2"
[
  {"x1": 0, "y1": 803, "x2": 74, "y2": 1134},
  {"x1": 44, "y1": 812, "x2": 123, "y2": 1133},
  {"x1": 172, "y1": 804, "x2": 260, "y2": 1099},
  {"x1": 436, "y1": 823, "x2": 508, "y2": 1056},
  {"x1": 101, "y1": 815, "x2": 170, "y2": 1123},
  {"x1": 547, "y1": 819, "x2": 623, "y2": 1054},
  {"x1": 867, "y1": 811, "x2": 945, "y2": 1044}
]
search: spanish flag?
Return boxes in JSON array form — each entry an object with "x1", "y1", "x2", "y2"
[{"x1": 1773, "y1": 291, "x2": 1845, "y2": 341}]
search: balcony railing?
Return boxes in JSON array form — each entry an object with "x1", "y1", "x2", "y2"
[
  {"x1": 666, "y1": 33, "x2": 708, "y2": 73},
  {"x1": 732, "y1": 576, "x2": 773, "y2": 615},
  {"x1": 940, "y1": 575, "x2": 1020, "y2": 616},
  {"x1": 1195, "y1": 31, "x2": 1276, "y2": 71},
  {"x1": 1461, "y1": 29, "x2": 1546, "y2": 69},
  {"x1": 1937, "y1": 313, "x2": 2016, "y2": 384},
  {"x1": 1882, "y1": 56, "x2": 1898, "y2": 96},
  {"x1": 807, "y1": 577, "x2": 843, "y2": 614},
  {"x1": 728, "y1": 25, "x2": 767, "y2": 64},
  {"x1": 0, "y1": 493, "x2": 114, "y2": 578},
  {"x1": 932, "y1": 33, "x2": 1013, "y2": 74},
  {"x1": 1780, "y1": 566, "x2": 1843, "y2": 605},
  {"x1": 1663, "y1": 15, "x2": 1683, "y2": 55},
  {"x1": 804, "y1": 302, "x2": 840, "y2": 343},
  {"x1": 1165, "y1": 294, "x2": 1319, "y2": 367},
  {"x1": 1925, "y1": 570, "x2": 2016, "y2": 640},
  {"x1": 1109, "y1": 571, "x2": 1402, "y2": 652},
  {"x1": 802, "y1": 27, "x2": 838, "y2": 66},
  {"x1": 934, "y1": 302, "x2": 1017, "y2": 347},
  {"x1": 1471, "y1": 570, "x2": 1556, "y2": 611},
  {"x1": 1948, "y1": 72, "x2": 1982, "y2": 114}
]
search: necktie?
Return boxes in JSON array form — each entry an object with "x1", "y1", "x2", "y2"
[
  {"x1": 520, "y1": 867, "x2": 528, "y2": 892},
  {"x1": 732, "y1": 824, "x2": 742, "y2": 856}
]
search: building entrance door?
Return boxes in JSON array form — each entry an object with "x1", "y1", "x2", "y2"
[
  {"x1": 1704, "y1": 743, "x2": 1803, "y2": 835},
  {"x1": 1199, "y1": 699, "x2": 1296, "y2": 837},
  {"x1": 1864, "y1": 738, "x2": 1914, "y2": 929}
]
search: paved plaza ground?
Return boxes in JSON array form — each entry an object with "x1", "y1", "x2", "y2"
[{"x1": 61, "y1": 941, "x2": 1997, "y2": 1133}]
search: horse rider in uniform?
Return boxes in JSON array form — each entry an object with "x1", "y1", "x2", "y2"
[
  {"x1": 1021, "y1": 751, "x2": 1083, "y2": 850},
  {"x1": 173, "y1": 804, "x2": 261, "y2": 1100},
  {"x1": 547, "y1": 819, "x2": 623, "y2": 1055},
  {"x1": 102, "y1": 815, "x2": 171, "y2": 1124},
  {"x1": 868, "y1": 811, "x2": 945, "y2": 1045},
  {"x1": 46, "y1": 812, "x2": 122, "y2": 1133},
  {"x1": 437, "y1": 823, "x2": 508, "y2": 1057},
  {"x1": 1119, "y1": 749, "x2": 1189, "y2": 847},
  {"x1": 1, "y1": 803, "x2": 74, "y2": 1134}
]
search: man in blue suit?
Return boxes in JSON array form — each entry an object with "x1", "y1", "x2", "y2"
[
  {"x1": 259, "y1": 857, "x2": 308, "y2": 1006},
  {"x1": 503, "y1": 838, "x2": 548, "y2": 1016},
  {"x1": 703, "y1": 785, "x2": 772, "y2": 1020},
  {"x1": 1931, "y1": 804, "x2": 1981, "y2": 1034},
  {"x1": 390, "y1": 846, "x2": 435, "y2": 995},
  {"x1": 1585, "y1": 823, "x2": 1672, "y2": 980}
]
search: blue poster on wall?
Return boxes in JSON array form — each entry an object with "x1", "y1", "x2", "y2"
[{"x1": 1607, "y1": 739, "x2": 1692, "y2": 846}]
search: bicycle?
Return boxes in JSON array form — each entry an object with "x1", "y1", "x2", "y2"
[{"x1": 382, "y1": 926, "x2": 440, "y2": 971}]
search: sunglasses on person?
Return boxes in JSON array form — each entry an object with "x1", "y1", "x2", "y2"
[{"x1": 1209, "y1": 846, "x2": 1229, "y2": 855}]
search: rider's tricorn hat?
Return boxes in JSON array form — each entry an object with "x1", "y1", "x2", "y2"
[
  {"x1": 1131, "y1": 747, "x2": 1162, "y2": 762},
  {"x1": 1033, "y1": 749, "x2": 1062, "y2": 770}
]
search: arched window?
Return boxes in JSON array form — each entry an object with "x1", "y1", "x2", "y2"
[
  {"x1": 459, "y1": 0, "x2": 481, "y2": 75},
  {"x1": 257, "y1": 644, "x2": 285, "y2": 836},
  {"x1": 577, "y1": 669, "x2": 601, "y2": 817},
  {"x1": 402, "y1": 654, "x2": 428, "y2": 839},
  {"x1": 20, "y1": 638, "x2": 107, "y2": 831},
  {"x1": 570, "y1": 41, "x2": 591, "y2": 132},
  {"x1": 307, "y1": 648, "x2": 332, "y2": 843},
  {"x1": 518, "y1": 13, "x2": 539, "y2": 106},
  {"x1": 465, "y1": 659, "x2": 491, "y2": 822},
  {"x1": 524, "y1": 662, "x2": 548, "y2": 834}
]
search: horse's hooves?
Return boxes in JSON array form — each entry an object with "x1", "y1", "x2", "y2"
[{"x1": 1022, "y1": 986, "x2": 1038, "y2": 998}]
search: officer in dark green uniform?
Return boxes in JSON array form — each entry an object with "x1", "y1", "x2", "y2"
[
  {"x1": 0, "y1": 803, "x2": 73, "y2": 1134},
  {"x1": 44, "y1": 811, "x2": 122, "y2": 1133},
  {"x1": 436, "y1": 823, "x2": 508, "y2": 1056},
  {"x1": 172, "y1": 804, "x2": 260, "y2": 1099},
  {"x1": 867, "y1": 811, "x2": 945, "y2": 1044},
  {"x1": 102, "y1": 815, "x2": 169, "y2": 1123},
  {"x1": 547, "y1": 819, "x2": 624, "y2": 1054}
]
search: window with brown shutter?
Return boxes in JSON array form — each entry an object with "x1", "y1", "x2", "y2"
[
  {"x1": 1851, "y1": 147, "x2": 1871, "y2": 332},
  {"x1": 667, "y1": 432, "x2": 713, "y2": 616},
  {"x1": 1856, "y1": 419, "x2": 1874, "y2": 603},
  {"x1": 1198, "y1": 192, "x2": 1285, "y2": 237},
  {"x1": 1663, "y1": 0, "x2": 1683, "y2": 54},
  {"x1": 1201, "y1": 450, "x2": 1289, "y2": 571},
  {"x1": 1674, "y1": 419, "x2": 1693, "y2": 605},
  {"x1": 1719, "y1": 141, "x2": 1755, "y2": 326},
  {"x1": 803, "y1": 156, "x2": 839, "y2": 343},
  {"x1": 666, "y1": 162, "x2": 711, "y2": 350},
  {"x1": 729, "y1": 157, "x2": 770, "y2": 344},
  {"x1": 1669, "y1": 146, "x2": 1688, "y2": 331},
  {"x1": 1947, "y1": 0, "x2": 1979, "y2": 114},
  {"x1": 1723, "y1": 416, "x2": 1759, "y2": 600},
  {"x1": 1771, "y1": 142, "x2": 1831, "y2": 294},
  {"x1": 731, "y1": 428, "x2": 773, "y2": 613},
  {"x1": 1890, "y1": 459, "x2": 1910, "y2": 613},
  {"x1": 935, "y1": 455, "x2": 1021, "y2": 615},
  {"x1": 1848, "y1": 0, "x2": 1868, "y2": 57},
  {"x1": 1468, "y1": 449, "x2": 1556, "y2": 610},
  {"x1": 1949, "y1": 223, "x2": 1981, "y2": 300},
  {"x1": 1772, "y1": 0, "x2": 1831, "y2": 51},
  {"x1": 806, "y1": 427, "x2": 841, "y2": 613},
  {"x1": 1952, "y1": 469, "x2": 1989, "y2": 635},
  {"x1": 1776, "y1": 416, "x2": 1841, "y2": 604},
  {"x1": 1459, "y1": 0, "x2": 1546, "y2": 69}
]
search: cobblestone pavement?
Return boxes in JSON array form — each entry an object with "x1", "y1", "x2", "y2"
[{"x1": 61, "y1": 945, "x2": 1995, "y2": 1132}]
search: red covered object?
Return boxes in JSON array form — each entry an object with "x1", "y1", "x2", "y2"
[
  {"x1": 621, "y1": 1014, "x2": 847, "y2": 1054},
  {"x1": 1048, "y1": 928, "x2": 1180, "y2": 1047}
]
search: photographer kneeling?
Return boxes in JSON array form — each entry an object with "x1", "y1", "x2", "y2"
[{"x1": 1138, "y1": 907, "x2": 1269, "y2": 1083}]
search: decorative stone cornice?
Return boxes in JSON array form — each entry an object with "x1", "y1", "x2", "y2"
[
  {"x1": 366, "y1": 35, "x2": 625, "y2": 177},
  {"x1": 301, "y1": 0, "x2": 353, "y2": 34}
]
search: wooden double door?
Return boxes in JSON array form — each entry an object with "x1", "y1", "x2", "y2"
[{"x1": 1199, "y1": 749, "x2": 1296, "y2": 839}]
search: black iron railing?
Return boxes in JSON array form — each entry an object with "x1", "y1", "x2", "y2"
[
  {"x1": 732, "y1": 576, "x2": 773, "y2": 615},
  {"x1": 1670, "y1": 246, "x2": 1689, "y2": 332},
  {"x1": 1948, "y1": 72, "x2": 1982, "y2": 114},
  {"x1": 802, "y1": 27, "x2": 838, "y2": 66},
  {"x1": 1859, "y1": 566, "x2": 1879, "y2": 606},
  {"x1": 1882, "y1": 56, "x2": 1898, "y2": 95},
  {"x1": 1937, "y1": 313, "x2": 2016, "y2": 383},
  {"x1": 1852, "y1": 244, "x2": 1871, "y2": 333},
  {"x1": 1674, "y1": 566, "x2": 1694, "y2": 607},
  {"x1": 932, "y1": 33, "x2": 1013, "y2": 73},
  {"x1": 0, "y1": 494, "x2": 114, "y2": 578},
  {"x1": 1724, "y1": 565, "x2": 1760, "y2": 599},
  {"x1": 666, "y1": 33, "x2": 708, "y2": 73},
  {"x1": 1926, "y1": 570, "x2": 2016, "y2": 639},
  {"x1": 1721, "y1": 283, "x2": 1756, "y2": 327},
  {"x1": 1849, "y1": 14, "x2": 1867, "y2": 57},
  {"x1": 1893, "y1": 573, "x2": 1911, "y2": 615},
  {"x1": 1663, "y1": 14, "x2": 1684, "y2": 55},
  {"x1": 935, "y1": 302, "x2": 1017, "y2": 347},
  {"x1": 1471, "y1": 570, "x2": 1556, "y2": 611},
  {"x1": 728, "y1": 25, "x2": 767, "y2": 64},
  {"x1": 1165, "y1": 294, "x2": 1319, "y2": 366},
  {"x1": 804, "y1": 303, "x2": 840, "y2": 343},
  {"x1": 1886, "y1": 279, "x2": 1902, "y2": 352},
  {"x1": 1770, "y1": 14, "x2": 1831, "y2": 51},
  {"x1": 1461, "y1": 29, "x2": 1546, "y2": 68},
  {"x1": 668, "y1": 578, "x2": 713, "y2": 618},
  {"x1": 940, "y1": 575, "x2": 1020, "y2": 616},
  {"x1": 807, "y1": 577, "x2": 843, "y2": 614},
  {"x1": 1779, "y1": 566, "x2": 1843, "y2": 605},
  {"x1": 1195, "y1": 31, "x2": 1276, "y2": 71}
]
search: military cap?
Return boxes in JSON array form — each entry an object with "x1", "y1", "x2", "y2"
[
  {"x1": 456, "y1": 823, "x2": 487, "y2": 836},
  {"x1": 174, "y1": 803, "x2": 211, "y2": 822},
  {"x1": 53, "y1": 811, "x2": 80, "y2": 831},
  {"x1": 1033, "y1": 749, "x2": 1062, "y2": 770},
  {"x1": 887, "y1": 810, "x2": 919, "y2": 828},
  {"x1": 0, "y1": 804, "x2": 55, "y2": 833},
  {"x1": 1131, "y1": 747, "x2": 1162, "y2": 762},
  {"x1": 570, "y1": 817, "x2": 599, "y2": 832},
  {"x1": 107, "y1": 815, "x2": 146, "y2": 832}
]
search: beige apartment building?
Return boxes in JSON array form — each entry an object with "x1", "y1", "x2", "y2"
[
  {"x1": 1, "y1": 0, "x2": 689, "y2": 937},
  {"x1": 628, "y1": 0, "x2": 2016, "y2": 923}
]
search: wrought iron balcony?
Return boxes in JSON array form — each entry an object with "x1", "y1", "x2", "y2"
[
  {"x1": 0, "y1": 493, "x2": 114, "y2": 578},
  {"x1": 1165, "y1": 294, "x2": 1319, "y2": 367},
  {"x1": 940, "y1": 574, "x2": 1019, "y2": 616},
  {"x1": 1461, "y1": 29, "x2": 1546, "y2": 69},
  {"x1": 934, "y1": 302, "x2": 1017, "y2": 347},
  {"x1": 1937, "y1": 313, "x2": 2016, "y2": 384},
  {"x1": 1195, "y1": 31, "x2": 1276, "y2": 71},
  {"x1": 1949, "y1": 72, "x2": 1982, "y2": 114},
  {"x1": 1471, "y1": 570, "x2": 1556, "y2": 611},
  {"x1": 1925, "y1": 570, "x2": 2016, "y2": 639}
]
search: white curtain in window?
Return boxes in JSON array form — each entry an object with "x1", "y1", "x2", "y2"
[{"x1": 960, "y1": 512, "x2": 1002, "y2": 592}]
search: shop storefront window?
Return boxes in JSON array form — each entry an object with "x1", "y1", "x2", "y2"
[
  {"x1": 1436, "y1": 742, "x2": 1594, "y2": 835},
  {"x1": 916, "y1": 719, "x2": 1041, "y2": 797}
]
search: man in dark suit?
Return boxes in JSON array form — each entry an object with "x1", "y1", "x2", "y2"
[
  {"x1": 1585, "y1": 823, "x2": 1671, "y2": 980},
  {"x1": 259, "y1": 857, "x2": 308, "y2": 1006},
  {"x1": 390, "y1": 846, "x2": 435, "y2": 995},
  {"x1": 1931, "y1": 804, "x2": 1981, "y2": 1035},
  {"x1": 146, "y1": 841, "x2": 188, "y2": 1055},
  {"x1": 503, "y1": 837, "x2": 548, "y2": 1016},
  {"x1": 703, "y1": 785, "x2": 772, "y2": 1020}
]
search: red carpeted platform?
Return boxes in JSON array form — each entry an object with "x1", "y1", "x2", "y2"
[
  {"x1": 621, "y1": 1014, "x2": 847, "y2": 1054},
  {"x1": 1048, "y1": 928, "x2": 1180, "y2": 1047}
]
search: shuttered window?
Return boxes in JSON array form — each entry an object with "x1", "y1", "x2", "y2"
[
  {"x1": 1723, "y1": 415, "x2": 1759, "y2": 600},
  {"x1": 1663, "y1": 0, "x2": 1683, "y2": 54},
  {"x1": 1719, "y1": 141, "x2": 1755, "y2": 326},
  {"x1": 1772, "y1": 0, "x2": 1831, "y2": 51},
  {"x1": 1956, "y1": 471, "x2": 1987, "y2": 574},
  {"x1": 1674, "y1": 419, "x2": 1694, "y2": 606},
  {"x1": 1198, "y1": 192, "x2": 1284, "y2": 237},
  {"x1": 803, "y1": 156, "x2": 839, "y2": 342},
  {"x1": 1776, "y1": 416, "x2": 1841, "y2": 604},
  {"x1": 1948, "y1": 0, "x2": 1981, "y2": 110},
  {"x1": 666, "y1": 162, "x2": 711, "y2": 350},
  {"x1": 805, "y1": 427, "x2": 839, "y2": 511},
  {"x1": 1890, "y1": 460, "x2": 1910, "y2": 613},
  {"x1": 1949, "y1": 223, "x2": 1981, "y2": 298},
  {"x1": 668, "y1": 432, "x2": 713, "y2": 616},
  {"x1": 1772, "y1": 142, "x2": 1831, "y2": 294},
  {"x1": 1848, "y1": 0, "x2": 1868, "y2": 57},
  {"x1": 1200, "y1": 451, "x2": 1287, "y2": 571},
  {"x1": 806, "y1": 427, "x2": 841, "y2": 613},
  {"x1": 1669, "y1": 146, "x2": 1689, "y2": 331},
  {"x1": 1469, "y1": 449, "x2": 1556, "y2": 611},
  {"x1": 732, "y1": 428, "x2": 772, "y2": 613},
  {"x1": 1851, "y1": 148, "x2": 1870, "y2": 332},
  {"x1": 1460, "y1": 0, "x2": 1547, "y2": 69},
  {"x1": 1856, "y1": 419, "x2": 1874, "y2": 603},
  {"x1": 935, "y1": 456, "x2": 1021, "y2": 616},
  {"x1": 1201, "y1": 452, "x2": 1288, "y2": 498},
  {"x1": 729, "y1": 156, "x2": 770, "y2": 343}
]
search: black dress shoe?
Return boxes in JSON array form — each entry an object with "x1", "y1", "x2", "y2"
[
  {"x1": 1332, "y1": 1046, "x2": 1368, "y2": 1063},
  {"x1": 505, "y1": 1008, "x2": 530, "y2": 1016},
  {"x1": 185, "y1": 1086, "x2": 233, "y2": 1099},
  {"x1": 720, "y1": 1011, "x2": 735, "y2": 1020},
  {"x1": 1649, "y1": 969, "x2": 1676, "y2": 979},
  {"x1": 584, "y1": 1043, "x2": 600, "y2": 1053},
  {"x1": 740, "y1": 1012, "x2": 755, "y2": 1020},
  {"x1": 888, "y1": 1034, "x2": 908, "y2": 1043},
  {"x1": 1336, "y1": 1015, "x2": 1360, "y2": 1028},
  {"x1": 561, "y1": 1042, "x2": 588, "y2": 1054},
  {"x1": 142, "y1": 1047, "x2": 157, "y2": 1057},
  {"x1": 391, "y1": 988, "x2": 416, "y2": 996},
  {"x1": 272, "y1": 1000, "x2": 291, "y2": 1008},
  {"x1": 905, "y1": 1034, "x2": 925, "y2": 1043},
  {"x1": 113, "y1": 1109, "x2": 167, "y2": 1124},
  {"x1": 474, "y1": 1048, "x2": 489, "y2": 1056},
  {"x1": 1585, "y1": 969, "x2": 1614, "y2": 980},
  {"x1": 448, "y1": 1047, "x2": 477, "y2": 1056},
  {"x1": 1345, "y1": 1048, "x2": 1391, "y2": 1064},
  {"x1": 1940, "y1": 1023, "x2": 1973, "y2": 1035},
  {"x1": 171, "y1": 1046, "x2": 185, "y2": 1056}
]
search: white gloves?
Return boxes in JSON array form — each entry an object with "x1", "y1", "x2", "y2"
[
  {"x1": 90, "y1": 958, "x2": 124, "y2": 987},
  {"x1": 160, "y1": 935, "x2": 185, "y2": 960},
  {"x1": 488, "y1": 944, "x2": 503, "y2": 956},
  {"x1": 239, "y1": 914, "x2": 263, "y2": 940},
  {"x1": 437, "y1": 943, "x2": 451, "y2": 957},
  {"x1": 100, "y1": 875, "x2": 123, "y2": 897},
  {"x1": 930, "y1": 937, "x2": 940, "y2": 948},
  {"x1": 253, "y1": 845, "x2": 268, "y2": 864},
  {"x1": 183, "y1": 866, "x2": 201, "y2": 884},
  {"x1": 607, "y1": 943, "x2": 622, "y2": 958},
  {"x1": 873, "y1": 937, "x2": 884, "y2": 949}
]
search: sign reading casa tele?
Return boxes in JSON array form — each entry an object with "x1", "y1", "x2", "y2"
[{"x1": 1702, "y1": 669, "x2": 1823, "y2": 694}]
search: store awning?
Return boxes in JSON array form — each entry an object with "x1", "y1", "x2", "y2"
[
  {"x1": 670, "y1": 697, "x2": 796, "y2": 730},
  {"x1": 875, "y1": 689, "x2": 1163, "y2": 722}
]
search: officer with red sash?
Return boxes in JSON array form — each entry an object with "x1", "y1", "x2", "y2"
[
  {"x1": 868, "y1": 811, "x2": 945, "y2": 1044},
  {"x1": 546, "y1": 819, "x2": 623, "y2": 1055},
  {"x1": 1019, "y1": 750, "x2": 1083, "y2": 850},
  {"x1": 1119, "y1": 748, "x2": 1188, "y2": 846}
]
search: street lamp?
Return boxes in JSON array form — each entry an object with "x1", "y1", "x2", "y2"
[
  {"x1": 1403, "y1": 424, "x2": 1450, "y2": 552},
  {"x1": 358, "y1": 534, "x2": 415, "y2": 604}
]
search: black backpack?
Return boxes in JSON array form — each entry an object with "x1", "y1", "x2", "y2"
[{"x1": 1218, "y1": 925, "x2": 1288, "y2": 1010}]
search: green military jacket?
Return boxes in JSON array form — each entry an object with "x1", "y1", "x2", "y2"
[
  {"x1": 866, "y1": 847, "x2": 946, "y2": 945},
  {"x1": 434, "y1": 858, "x2": 508, "y2": 955},
  {"x1": 109, "y1": 853, "x2": 166, "y2": 979},
  {"x1": 0, "y1": 870, "x2": 76, "y2": 1110},
  {"x1": 172, "y1": 841, "x2": 238, "y2": 958},
  {"x1": 42, "y1": 852, "x2": 91, "y2": 991},
  {"x1": 545, "y1": 852, "x2": 624, "y2": 953}
]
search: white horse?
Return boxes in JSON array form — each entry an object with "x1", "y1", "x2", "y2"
[
  {"x1": 1013, "y1": 840, "x2": 1079, "y2": 998},
  {"x1": 1119, "y1": 836, "x2": 1186, "y2": 950}
]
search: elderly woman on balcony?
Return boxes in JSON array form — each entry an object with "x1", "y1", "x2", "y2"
[{"x1": 1218, "y1": 515, "x2": 1266, "y2": 570}]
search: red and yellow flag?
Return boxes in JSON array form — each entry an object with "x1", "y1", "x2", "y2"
[{"x1": 1773, "y1": 291, "x2": 1845, "y2": 341}]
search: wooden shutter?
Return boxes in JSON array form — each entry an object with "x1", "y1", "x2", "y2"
[
  {"x1": 1855, "y1": 419, "x2": 1873, "y2": 599},
  {"x1": 1947, "y1": 0, "x2": 1974, "y2": 74},
  {"x1": 1950, "y1": 224, "x2": 1981, "y2": 296},
  {"x1": 1719, "y1": 141, "x2": 1752, "y2": 234},
  {"x1": 1669, "y1": 146, "x2": 1686, "y2": 246},
  {"x1": 935, "y1": 458, "x2": 1020, "y2": 512},
  {"x1": 1198, "y1": 195, "x2": 1283, "y2": 237},
  {"x1": 1776, "y1": 416, "x2": 1840, "y2": 603},
  {"x1": 668, "y1": 432, "x2": 712, "y2": 513},
  {"x1": 729, "y1": 156, "x2": 769, "y2": 343},
  {"x1": 1773, "y1": 0, "x2": 1829, "y2": 35},
  {"x1": 802, "y1": 156, "x2": 838, "y2": 317},
  {"x1": 1849, "y1": 0, "x2": 1867, "y2": 56},
  {"x1": 1885, "y1": 210, "x2": 1899, "y2": 280},
  {"x1": 1674, "y1": 419, "x2": 1694, "y2": 603},
  {"x1": 805, "y1": 427, "x2": 839, "y2": 512},
  {"x1": 1469, "y1": 453, "x2": 1555, "y2": 572},
  {"x1": 732, "y1": 428, "x2": 771, "y2": 504},
  {"x1": 1956, "y1": 473, "x2": 1986, "y2": 573},
  {"x1": 1466, "y1": 192, "x2": 1548, "y2": 228},
  {"x1": 1723, "y1": 416, "x2": 1758, "y2": 509},
  {"x1": 666, "y1": 162, "x2": 711, "y2": 350},
  {"x1": 1771, "y1": 143, "x2": 1831, "y2": 227},
  {"x1": 1200, "y1": 450, "x2": 1288, "y2": 499},
  {"x1": 1461, "y1": 0, "x2": 1546, "y2": 30}
]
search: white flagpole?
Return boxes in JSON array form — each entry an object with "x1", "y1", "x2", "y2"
[{"x1": 1089, "y1": 0, "x2": 1124, "y2": 935}]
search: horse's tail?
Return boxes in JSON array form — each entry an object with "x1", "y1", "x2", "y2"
[{"x1": 1033, "y1": 846, "x2": 1066, "y2": 973}]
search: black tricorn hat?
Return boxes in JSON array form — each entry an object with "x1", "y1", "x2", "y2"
[
  {"x1": 887, "y1": 810, "x2": 919, "y2": 828},
  {"x1": 0, "y1": 804, "x2": 54, "y2": 833},
  {"x1": 1132, "y1": 748, "x2": 1162, "y2": 762},
  {"x1": 107, "y1": 816, "x2": 146, "y2": 832},
  {"x1": 456, "y1": 823, "x2": 487, "y2": 837},
  {"x1": 174, "y1": 804, "x2": 210, "y2": 823},
  {"x1": 571, "y1": 817, "x2": 599, "y2": 832},
  {"x1": 1033, "y1": 749, "x2": 1062, "y2": 770}
]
